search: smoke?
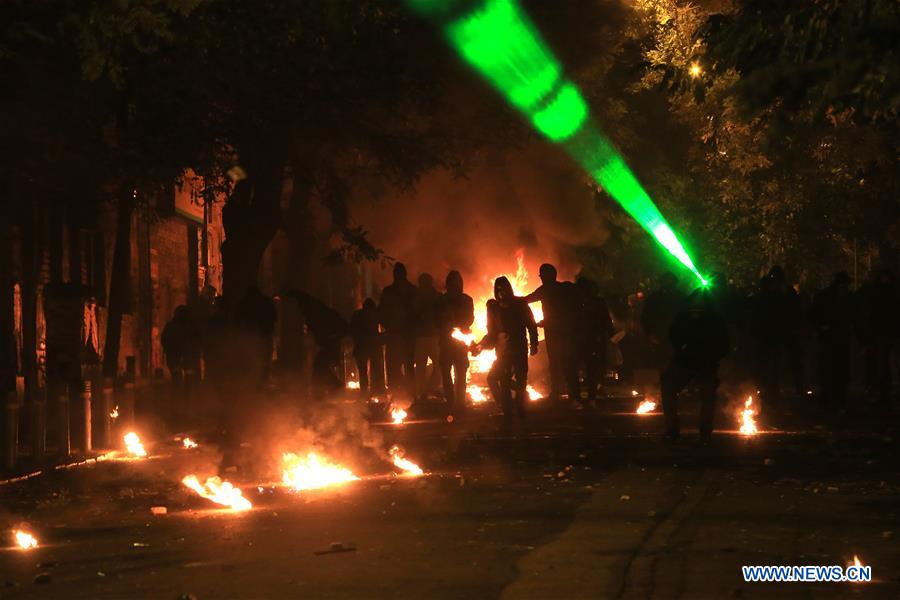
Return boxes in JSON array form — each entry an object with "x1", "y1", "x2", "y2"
[{"x1": 354, "y1": 143, "x2": 609, "y2": 293}]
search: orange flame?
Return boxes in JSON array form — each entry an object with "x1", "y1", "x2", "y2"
[
  {"x1": 14, "y1": 530, "x2": 38, "y2": 550},
  {"x1": 123, "y1": 432, "x2": 147, "y2": 457},
  {"x1": 451, "y1": 328, "x2": 475, "y2": 345},
  {"x1": 109, "y1": 406, "x2": 119, "y2": 419},
  {"x1": 182, "y1": 437, "x2": 198, "y2": 449},
  {"x1": 636, "y1": 399, "x2": 657, "y2": 414},
  {"x1": 282, "y1": 452, "x2": 359, "y2": 491},
  {"x1": 526, "y1": 385, "x2": 543, "y2": 402},
  {"x1": 468, "y1": 384, "x2": 489, "y2": 404},
  {"x1": 389, "y1": 445, "x2": 424, "y2": 477},
  {"x1": 739, "y1": 396, "x2": 758, "y2": 435},
  {"x1": 391, "y1": 407, "x2": 408, "y2": 424},
  {"x1": 346, "y1": 380, "x2": 361, "y2": 390},
  {"x1": 851, "y1": 555, "x2": 863, "y2": 567},
  {"x1": 182, "y1": 475, "x2": 252, "y2": 511}
]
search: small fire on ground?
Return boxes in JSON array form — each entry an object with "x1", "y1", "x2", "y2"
[
  {"x1": 124, "y1": 432, "x2": 147, "y2": 457},
  {"x1": 739, "y1": 396, "x2": 759, "y2": 436},
  {"x1": 389, "y1": 445, "x2": 424, "y2": 477},
  {"x1": 346, "y1": 380, "x2": 361, "y2": 390},
  {"x1": 636, "y1": 399, "x2": 657, "y2": 414},
  {"x1": 182, "y1": 475, "x2": 252, "y2": 511},
  {"x1": 390, "y1": 407, "x2": 408, "y2": 425},
  {"x1": 282, "y1": 452, "x2": 359, "y2": 491},
  {"x1": 182, "y1": 437, "x2": 198, "y2": 449},
  {"x1": 109, "y1": 406, "x2": 119, "y2": 419},
  {"x1": 14, "y1": 530, "x2": 38, "y2": 550}
]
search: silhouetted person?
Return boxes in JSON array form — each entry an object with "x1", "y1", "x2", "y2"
[
  {"x1": 641, "y1": 272, "x2": 685, "y2": 370},
  {"x1": 379, "y1": 262, "x2": 417, "y2": 398},
  {"x1": 477, "y1": 276, "x2": 539, "y2": 424},
  {"x1": 576, "y1": 276, "x2": 613, "y2": 405},
  {"x1": 350, "y1": 298, "x2": 383, "y2": 397},
  {"x1": 435, "y1": 270, "x2": 475, "y2": 415},
  {"x1": 413, "y1": 272, "x2": 441, "y2": 401},
  {"x1": 661, "y1": 288, "x2": 729, "y2": 441},
  {"x1": 810, "y1": 272, "x2": 855, "y2": 416},
  {"x1": 287, "y1": 290, "x2": 350, "y2": 398},
  {"x1": 161, "y1": 305, "x2": 200, "y2": 401},
  {"x1": 856, "y1": 269, "x2": 897, "y2": 411},
  {"x1": 525, "y1": 263, "x2": 579, "y2": 403},
  {"x1": 234, "y1": 285, "x2": 277, "y2": 384},
  {"x1": 190, "y1": 284, "x2": 217, "y2": 378},
  {"x1": 751, "y1": 266, "x2": 805, "y2": 406}
]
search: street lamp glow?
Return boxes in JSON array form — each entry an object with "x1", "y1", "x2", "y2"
[
  {"x1": 409, "y1": 0, "x2": 706, "y2": 283},
  {"x1": 689, "y1": 62, "x2": 702, "y2": 78}
]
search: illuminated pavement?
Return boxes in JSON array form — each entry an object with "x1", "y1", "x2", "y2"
[{"x1": 1, "y1": 400, "x2": 898, "y2": 599}]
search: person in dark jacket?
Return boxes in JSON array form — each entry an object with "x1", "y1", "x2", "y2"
[
  {"x1": 856, "y1": 269, "x2": 897, "y2": 411},
  {"x1": 641, "y1": 271, "x2": 685, "y2": 370},
  {"x1": 350, "y1": 298, "x2": 383, "y2": 397},
  {"x1": 435, "y1": 270, "x2": 475, "y2": 415},
  {"x1": 287, "y1": 290, "x2": 349, "y2": 398},
  {"x1": 413, "y1": 272, "x2": 441, "y2": 400},
  {"x1": 379, "y1": 262, "x2": 417, "y2": 398},
  {"x1": 476, "y1": 276, "x2": 539, "y2": 423},
  {"x1": 660, "y1": 288, "x2": 730, "y2": 441},
  {"x1": 575, "y1": 276, "x2": 613, "y2": 406},
  {"x1": 234, "y1": 285, "x2": 277, "y2": 384},
  {"x1": 161, "y1": 305, "x2": 200, "y2": 397},
  {"x1": 525, "y1": 263, "x2": 580, "y2": 404},
  {"x1": 810, "y1": 272, "x2": 855, "y2": 415}
]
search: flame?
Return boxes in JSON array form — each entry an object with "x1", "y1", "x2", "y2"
[
  {"x1": 739, "y1": 396, "x2": 758, "y2": 435},
  {"x1": 282, "y1": 452, "x2": 359, "y2": 491},
  {"x1": 451, "y1": 328, "x2": 475, "y2": 345},
  {"x1": 526, "y1": 385, "x2": 543, "y2": 402},
  {"x1": 389, "y1": 445, "x2": 424, "y2": 477},
  {"x1": 636, "y1": 399, "x2": 657, "y2": 414},
  {"x1": 631, "y1": 389, "x2": 639, "y2": 397},
  {"x1": 14, "y1": 530, "x2": 38, "y2": 550},
  {"x1": 109, "y1": 406, "x2": 119, "y2": 419},
  {"x1": 468, "y1": 384, "x2": 489, "y2": 404},
  {"x1": 391, "y1": 407, "x2": 408, "y2": 424},
  {"x1": 851, "y1": 555, "x2": 863, "y2": 567},
  {"x1": 470, "y1": 348, "x2": 497, "y2": 374},
  {"x1": 123, "y1": 432, "x2": 147, "y2": 457},
  {"x1": 182, "y1": 437, "x2": 198, "y2": 449},
  {"x1": 346, "y1": 380, "x2": 360, "y2": 390},
  {"x1": 182, "y1": 475, "x2": 252, "y2": 511}
]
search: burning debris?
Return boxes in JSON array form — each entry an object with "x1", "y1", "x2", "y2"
[
  {"x1": 109, "y1": 406, "x2": 119, "y2": 419},
  {"x1": 390, "y1": 407, "x2": 408, "y2": 425},
  {"x1": 282, "y1": 452, "x2": 359, "y2": 491},
  {"x1": 467, "y1": 384, "x2": 489, "y2": 404},
  {"x1": 346, "y1": 380, "x2": 361, "y2": 390},
  {"x1": 14, "y1": 529, "x2": 38, "y2": 550},
  {"x1": 389, "y1": 445, "x2": 424, "y2": 477},
  {"x1": 526, "y1": 385, "x2": 543, "y2": 402},
  {"x1": 636, "y1": 399, "x2": 657, "y2": 414},
  {"x1": 181, "y1": 475, "x2": 252, "y2": 511},
  {"x1": 739, "y1": 396, "x2": 759, "y2": 436},
  {"x1": 182, "y1": 437, "x2": 198, "y2": 449},
  {"x1": 123, "y1": 432, "x2": 147, "y2": 457}
]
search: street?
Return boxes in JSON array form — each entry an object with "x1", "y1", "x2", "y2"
[{"x1": 2, "y1": 396, "x2": 898, "y2": 599}]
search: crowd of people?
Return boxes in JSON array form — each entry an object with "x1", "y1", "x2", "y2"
[{"x1": 160, "y1": 261, "x2": 898, "y2": 437}]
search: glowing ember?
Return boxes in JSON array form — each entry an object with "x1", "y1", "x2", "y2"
[
  {"x1": 739, "y1": 396, "x2": 759, "y2": 435},
  {"x1": 346, "y1": 380, "x2": 360, "y2": 390},
  {"x1": 631, "y1": 389, "x2": 639, "y2": 397},
  {"x1": 389, "y1": 445, "x2": 424, "y2": 477},
  {"x1": 123, "y1": 432, "x2": 147, "y2": 457},
  {"x1": 282, "y1": 452, "x2": 359, "y2": 491},
  {"x1": 182, "y1": 475, "x2": 252, "y2": 511},
  {"x1": 109, "y1": 406, "x2": 119, "y2": 419},
  {"x1": 636, "y1": 400, "x2": 657, "y2": 414},
  {"x1": 182, "y1": 437, "x2": 198, "y2": 449},
  {"x1": 391, "y1": 407, "x2": 408, "y2": 424},
  {"x1": 451, "y1": 328, "x2": 475, "y2": 345},
  {"x1": 14, "y1": 530, "x2": 38, "y2": 550},
  {"x1": 468, "y1": 384, "x2": 489, "y2": 404},
  {"x1": 526, "y1": 385, "x2": 543, "y2": 402}
]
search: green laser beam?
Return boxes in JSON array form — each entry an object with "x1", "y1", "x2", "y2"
[{"x1": 409, "y1": 0, "x2": 706, "y2": 284}]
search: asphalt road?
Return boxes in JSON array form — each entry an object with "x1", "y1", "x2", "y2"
[{"x1": 1, "y1": 396, "x2": 898, "y2": 599}]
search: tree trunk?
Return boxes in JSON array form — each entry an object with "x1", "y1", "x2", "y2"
[
  {"x1": 102, "y1": 191, "x2": 134, "y2": 380},
  {"x1": 0, "y1": 185, "x2": 16, "y2": 467},
  {"x1": 20, "y1": 201, "x2": 42, "y2": 457},
  {"x1": 221, "y1": 155, "x2": 286, "y2": 302}
]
